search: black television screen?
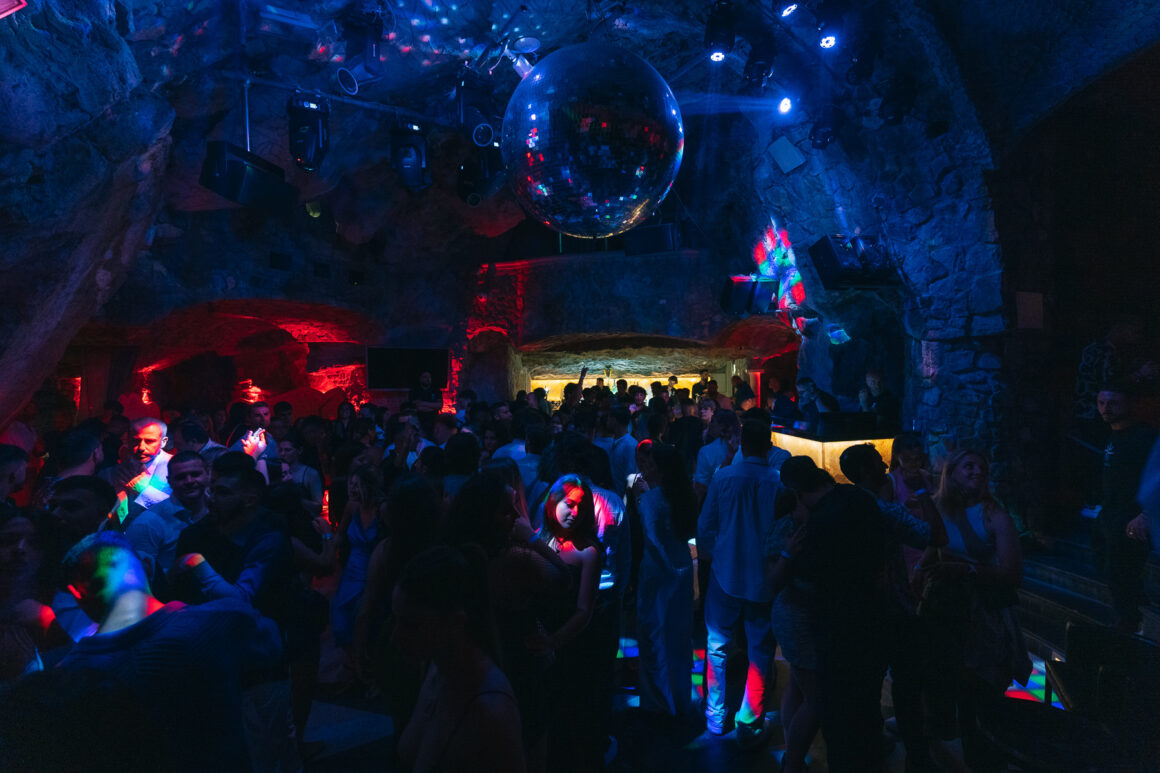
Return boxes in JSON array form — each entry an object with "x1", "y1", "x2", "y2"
[{"x1": 366, "y1": 348, "x2": 450, "y2": 390}]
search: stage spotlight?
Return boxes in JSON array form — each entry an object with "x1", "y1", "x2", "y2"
[
  {"x1": 815, "y1": 0, "x2": 845, "y2": 49},
  {"x1": 287, "y1": 93, "x2": 330, "y2": 172},
  {"x1": 391, "y1": 127, "x2": 431, "y2": 191},
  {"x1": 457, "y1": 69, "x2": 499, "y2": 147},
  {"x1": 809, "y1": 105, "x2": 840, "y2": 148},
  {"x1": 778, "y1": 97, "x2": 793, "y2": 114},
  {"x1": 335, "y1": 9, "x2": 384, "y2": 95},
  {"x1": 779, "y1": 3, "x2": 798, "y2": 17},
  {"x1": 457, "y1": 145, "x2": 506, "y2": 207},
  {"x1": 704, "y1": 0, "x2": 735, "y2": 62},
  {"x1": 742, "y1": 46, "x2": 776, "y2": 93}
]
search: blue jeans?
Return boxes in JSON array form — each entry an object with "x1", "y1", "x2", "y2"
[{"x1": 704, "y1": 572, "x2": 775, "y2": 727}]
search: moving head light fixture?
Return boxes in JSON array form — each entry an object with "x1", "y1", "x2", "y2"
[
  {"x1": 287, "y1": 93, "x2": 330, "y2": 172},
  {"x1": 392, "y1": 124, "x2": 431, "y2": 191},
  {"x1": 704, "y1": 0, "x2": 735, "y2": 62}
]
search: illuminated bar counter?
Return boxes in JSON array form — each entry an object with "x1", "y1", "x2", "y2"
[{"x1": 771, "y1": 427, "x2": 893, "y2": 484}]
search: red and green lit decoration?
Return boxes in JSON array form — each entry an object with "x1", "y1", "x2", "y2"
[{"x1": 753, "y1": 218, "x2": 805, "y2": 310}]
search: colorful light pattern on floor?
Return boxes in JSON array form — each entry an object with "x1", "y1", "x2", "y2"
[
  {"x1": 620, "y1": 638, "x2": 1065, "y2": 714},
  {"x1": 1004, "y1": 655, "x2": 1064, "y2": 709}
]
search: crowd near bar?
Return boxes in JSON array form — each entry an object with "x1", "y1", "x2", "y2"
[{"x1": 2, "y1": 1, "x2": 1159, "y2": 771}]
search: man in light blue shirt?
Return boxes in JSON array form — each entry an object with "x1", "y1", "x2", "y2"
[
  {"x1": 605, "y1": 405, "x2": 638, "y2": 496},
  {"x1": 126, "y1": 450, "x2": 209, "y2": 583},
  {"x1": 698, "y1": 419, "x2": 782, "y2": 743}
]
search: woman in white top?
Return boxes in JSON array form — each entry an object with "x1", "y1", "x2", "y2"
[{"x1": 920, "y1": 449, "x2": 1028, "y2": 771}]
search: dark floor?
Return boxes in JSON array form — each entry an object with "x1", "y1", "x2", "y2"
[{"x1": 298, "y1": 634, "x2": 1029, "y2": 772}]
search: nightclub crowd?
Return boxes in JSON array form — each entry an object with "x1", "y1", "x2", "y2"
[{"x1": 0, "y1": 365, "x2": 1157, "y2": 773}]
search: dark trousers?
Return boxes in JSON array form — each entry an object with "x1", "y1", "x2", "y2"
[
  {"x1": 1096, "y1": 510, "x2": 1150, "y2": 628},
  {"x1": 547, "y1": 593, "x2": 620, "y2": 772},
  {"x1": 885, "y1": 612, "x2": 933, "y2": 766},
  {"x1": 819, "y1": 650, "x2": 886, "y2": 773}
]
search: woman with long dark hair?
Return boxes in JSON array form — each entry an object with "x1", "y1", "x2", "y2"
[
  {"x1": 331, "y1": 465, "x2": 385, "y2": 683},
  {"x1": 536, "y1": 475, "x2": 607, "y2": 771},
  {"x1": 444, "y1": 469, "x2": 570, "y2": 773},
  {"x1": 393, "y1": 544, "x2": 526, "y2": 772},
  {"x1": 632, "y1": 443, "x2": 696, "y2": 715}
]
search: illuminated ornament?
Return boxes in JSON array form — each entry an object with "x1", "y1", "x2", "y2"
[
  {"x1": 780, "y1": 4, "x2": 798, "y2": 17},
  {"x1": 751, "y1": 217, "x2": 804, "y2": 311},
  {"x1": 778, "y1": 97, "x2": 793, "y2": 114},
  {"x1": 500, "y1": 43, "x2": 685, "y2": 239},
  {"x1": 819, "y1": 34, "x2": 837, "y2": 49}
]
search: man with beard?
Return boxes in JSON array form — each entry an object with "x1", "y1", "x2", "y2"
[{"x1": 99, "y1": 418, "x2": 172, "y2": 528}]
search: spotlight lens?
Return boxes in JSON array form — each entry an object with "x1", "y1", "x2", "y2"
[
  {"x1": 819, "y1": 34, "x2": 837, "y2": 49},
  {"x1": 710, "y1": 51, "x2": 726, "y2": 62},
  {"x1": 781, "y1": 4, "x2": 798, "y2": 17},
  {"x1": 778, "y1": 97, "x2": 792, "y2": 114}
]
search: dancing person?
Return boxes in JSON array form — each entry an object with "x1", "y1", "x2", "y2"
[
  {"x1": 632, "y1": 444, "x2": 696, "y2": 716},
  {"x1": 393, "y1": 545, "x2": 526, "y2": 773},
  {"x1": 920, "y1": 449, "x2": 1030, "y2": 771}
]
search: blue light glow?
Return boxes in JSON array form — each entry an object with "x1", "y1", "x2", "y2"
[
  {"x1": 710, "y1": 51, "x2": 726, "y2": 62},
  {"x1": 781, "y1": 3, "x2": 798, "y2": 16},
  {"x1": 820, "y1": 34, "x2": 837, "y2": 49},
  {"x1": 778, "y1": 97, "x2": 792, "y2": 114}
]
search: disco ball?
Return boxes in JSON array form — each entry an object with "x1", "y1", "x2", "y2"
[{"x1": 501, "y1": 43, "x2": 684, "y2": 239}]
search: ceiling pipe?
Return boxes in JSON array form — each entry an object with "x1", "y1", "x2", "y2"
[{"x1": 218, "y1": 71, "x2": 456, "y2": 129}]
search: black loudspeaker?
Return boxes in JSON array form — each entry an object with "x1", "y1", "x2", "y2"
[
  {"x1": 806, "y1": 235, "x2": 901, "y2": 290},
  {"x1": 199, "y1": 141, "x2": 297, "y2": 211},
  {"x1": 720, "y1": 275, "x2": 778, "y2": 314},
  {"x1": 624, "y1": 222, "x2": 680, "y2": 255}
]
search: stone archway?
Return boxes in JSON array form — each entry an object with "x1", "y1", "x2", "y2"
[{"x1": 59, "y1": 300, "x2": 382, "y2": 420}]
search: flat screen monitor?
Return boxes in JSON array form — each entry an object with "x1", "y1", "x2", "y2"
[{"x1": 366, "y1": 348, "x2": 450, "y2": 390}]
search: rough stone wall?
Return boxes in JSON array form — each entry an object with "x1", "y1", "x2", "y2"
[
  {"x1": 469, "y1": 251, "x2": 732, "y2": 346},
  {"x1": 732, "y1": 1, "x2": 1012, "y2": 481},
  {"x1": 0, "y1": 3, "x2": 174, "y2": 428},
  {"x1": 926, "y1": 0, "x2": 1160, "y2": 146}
]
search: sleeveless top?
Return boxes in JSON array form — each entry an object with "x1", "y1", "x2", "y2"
[{"x1": 943, "y1": 503, "x2": 995, "y2": 565}]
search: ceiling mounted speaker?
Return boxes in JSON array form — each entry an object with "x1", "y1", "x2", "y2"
[
  {"x1": 770, "y1": 136, "x2": 806, "y2": 173},
  {"x1": 199, "y1": 141, "x2": 297, "y2": 211}
]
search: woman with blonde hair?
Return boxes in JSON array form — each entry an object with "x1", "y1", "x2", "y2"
[{"x1": 919, "y1": 449, "x2": 1030, "y2": 771}]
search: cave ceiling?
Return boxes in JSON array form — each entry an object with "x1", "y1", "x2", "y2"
[{"x1": 8, "y1": 0, "x2": 1157, "y2": 259}]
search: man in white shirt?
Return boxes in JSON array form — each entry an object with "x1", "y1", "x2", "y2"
[
  {"x1": 99, "y1": 418, "x2": 172, "y2": 528},
  {"x1": 697, "y1": 420, "x2": 782, "y2": 743}
]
